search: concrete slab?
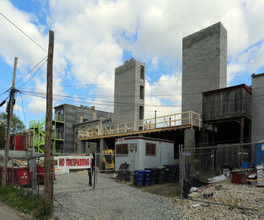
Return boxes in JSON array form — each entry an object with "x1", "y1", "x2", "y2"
[{"x1": 0, "y1": 202, "x2": 27, "y2": 220}]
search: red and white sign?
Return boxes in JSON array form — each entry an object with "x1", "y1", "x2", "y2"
[
  {"x1": 117, "y1": 138, "x2": 124, "y2": 143},
  {"x1": 55, "y1": 156, "x2": 91, "y2": 174}
]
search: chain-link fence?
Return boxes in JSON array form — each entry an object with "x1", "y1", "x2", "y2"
[
  {"x1": 0, "y1": 150, "x2": 27, "y2": 187},
  {"x1": 0, "y1": 148, "x2": 55, "y2": 196},
  {"x1": 179, "y1": 143, "x2": 256, "y2": 204},
  {"x1": 93, "y1": 152, "x2": 134, "y2": 190}
]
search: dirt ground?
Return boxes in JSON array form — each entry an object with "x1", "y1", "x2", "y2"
[{"x1": 141, "y1": 182, "x2": 180, "y2": 197}]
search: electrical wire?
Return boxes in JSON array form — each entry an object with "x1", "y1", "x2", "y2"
[
  {"x1": 18, "y1": 88, "x2": 264, "y2": 106},
  {"x1": 19, "y1": 91, "x2": 179, "y2": 109},
  {"x1": 17, "y1": 59, "x2": 47, "y2": 89},
  {"x1": 0, "y1": 88, "x2": 11, "y2": 98},
  {"x1": 0, "y1": 12, "x2": 47, "y2": 53},
  {"x1": 21, "y1": 72, "x2": 254, "y2": 90},
  {"x1": 17, "y1": 91, "x2": 27, "y2": 127},
  {"x1": 16, "y1": 56, "x2": 48, "y2": 85},
  {"x1": 18, "y1": 89, "x2": 264, "y2": 116}
]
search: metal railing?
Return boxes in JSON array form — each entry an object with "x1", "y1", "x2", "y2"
[{"x1": 78, "y1": 111, "x2": 201, "y2": 139}]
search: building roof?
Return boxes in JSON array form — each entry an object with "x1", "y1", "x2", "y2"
[
  {"x1": 73, "y1": 117, "x2": 111, "y2": 127},
  {"x1": 116, "y1": 136, "x2": 174, "y2": 143},
  {"x1": 54, "y1": 103, "x2": 95, "y2": 110},
  {"x1": 251, "y1": 73, "x2": 264, "y2": 78},
  {"x1": 202, "y1": 84, "x2": 252, "y2": 96}
]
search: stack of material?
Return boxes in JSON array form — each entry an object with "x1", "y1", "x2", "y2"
[
  {"x1": 257, "y1": 163, "x2": 264, "y2": 186},
  {"x1": 0, "y1": 159, "x2": 27, "y2": 168}
]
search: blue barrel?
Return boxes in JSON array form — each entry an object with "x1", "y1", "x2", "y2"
[
  {"x1": 255, "y1": 143, "x2": 264, "y2": 169},
  {"x1": 134, "y1": 170, "x2": 145, "y2": 186},
  {"x1": 241, "y1": 162, "x2": 250, "y2": 169},
  {"x1": 144, "y1": 170, "x2": 152, "y2": 186}
]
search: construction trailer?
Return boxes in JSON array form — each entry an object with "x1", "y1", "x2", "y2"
[{"x1": 115, "y1": 136, "x2": 174, "y2": 171}]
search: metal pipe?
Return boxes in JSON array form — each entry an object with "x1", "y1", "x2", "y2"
[{"x1": 155, "y1": 110, "x2": 157, "y2": 128}]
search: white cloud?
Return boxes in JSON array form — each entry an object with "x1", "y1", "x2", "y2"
[
  {"x1": 1, "y1": 0, "x2": 264, "y2": 122},
  {"x1": 145, "y1": 74, "x2": 182, "y2": 119},
  {"x1": 0, "y1": 0, "x2": 47, "y2": 71}
]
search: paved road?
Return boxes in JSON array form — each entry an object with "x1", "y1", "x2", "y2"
[{"x1": 0, "y1": 202, "x2": 26, "y2": 220}]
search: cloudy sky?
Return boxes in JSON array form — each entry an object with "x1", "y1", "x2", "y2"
[{"x1": 0, "y1": 0, "x2": 264, "y2": 127}]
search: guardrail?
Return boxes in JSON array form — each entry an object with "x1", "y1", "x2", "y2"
[{"x1": 78, "y1": 111, "x2": 200, "y2": 139}]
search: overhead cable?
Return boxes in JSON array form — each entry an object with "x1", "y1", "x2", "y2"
[
  {"x1": 0, "y1": 12, "x2": 47, "y2": 53},
  {"x1": 16, "y1": 56, "x2": 47, "y2": 85},
  {"x1": 17, "y1": 59, "x2": 47, "y2": 89}
]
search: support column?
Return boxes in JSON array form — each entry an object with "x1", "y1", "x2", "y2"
[
  {"x1": 240, "y1": 117, "x2": 244, "y2": 144},
  {"x1": 99, "y1": 139, "x2": 107, "y2": 169},
  {"x1": 184, "y1": 128, "x2": 195, "y2": 176},
  {"x1": 240, "y1": 117, "x2": 245, "y2": 166}
]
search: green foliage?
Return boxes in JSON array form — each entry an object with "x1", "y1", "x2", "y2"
[
  {"x1": 0, "y1": 112, "x2": 26, "y2": 134},
  {"x1": 0, "y1": 185, "x2": 53, "y2": 219},
  {"x1": 165, "y1": 192, "x2": 180, "y2": 197},
  {"x1": 0, "y1": 112, "x2": 26, "y2": 148}
]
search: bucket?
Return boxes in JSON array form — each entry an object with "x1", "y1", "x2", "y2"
[
  {"x1": 144, "y1": 170, "x2": 152, "y2": 186},
  {"x1": 134, "y1": 170, "x2": 145, "y2": 186}
]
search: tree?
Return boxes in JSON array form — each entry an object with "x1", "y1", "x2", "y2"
[{"x1": 0, "y1": 112, "x2": 26, "y2": 149}]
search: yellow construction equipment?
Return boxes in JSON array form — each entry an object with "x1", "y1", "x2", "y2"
[{"x1": 102, "y1": 149, "x2": 115, "y2": 170}]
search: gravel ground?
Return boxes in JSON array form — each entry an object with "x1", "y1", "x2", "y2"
[
  {"x1": 48, "y1": 172, "x2": 264, "y2": 220},
  {"x1": 174, "y1": 180, "x2": 264, "y2": 219},
  {"x1": 49, "y1": 172, "x2": 183, "y2": 220}
]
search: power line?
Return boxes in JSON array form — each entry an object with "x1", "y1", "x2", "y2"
[
  {"x1": 19, "y1": 89, "x2": 264, "y2": 111},
  {"x1": 19, "y1": 92, "x2": 183, "y2": 114},
  {"x1": 16, "y1": 56, "x2": 47, "y2": 85},
  {"x1": 20, "y1": 72, "x2": 254, "y2": 90},
  {"x1": 19, "y1": 87, "x2": 264, "y2": 102},
  {"x1": 0, "y1": 88, "x2": 11, "y2": 98},
  {"x1": 0, "y1": 12, "x2": 47, "y2": 53},
  {"x1": 17, "y1": 59, "x2": 47, "y2": 89}
]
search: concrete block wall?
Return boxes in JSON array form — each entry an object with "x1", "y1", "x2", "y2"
[
  {"x1": 182, "y1": 22, "x2": 227, "y2": 115},
  {"x1": 252, "y1": 73, "x2": 264, "y2": 143},
  {"x1": 114, "y1": 58, "x2": 145, "y2": 125}
]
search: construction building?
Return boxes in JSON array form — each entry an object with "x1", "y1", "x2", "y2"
[
  {"x1": 251, "y1": 73, "x2": 264, "y2": 163},
  {"x1": 114, "y1": 58, "x2": 145, "y2": 126},
  {"x1": 251, "y1": 73, "x2": 264, "y2": 143},
  {"x1": 182, "y1": 22, "x2": 227, "y2": 115},
  {"x1": 54, "y1": 104, "x2": 113, "y2": 153},
  {"x1": 73, "y1": 118, "x2": 112, "y2": 154}
]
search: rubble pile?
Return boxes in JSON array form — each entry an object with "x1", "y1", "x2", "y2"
[
  {"x1": 0, "y1": 159, "x2": 27, "y2": 168},
  {"x1": 174, "y1": 180, "x2": 264, "y2": 219},
  {"x1": 257, "y1": 163, "x2": 264, "y2": 186}
]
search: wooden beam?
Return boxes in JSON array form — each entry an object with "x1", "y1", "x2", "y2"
[{"x1": 79, "y1": 124, "x2": 195, "y2": 141}]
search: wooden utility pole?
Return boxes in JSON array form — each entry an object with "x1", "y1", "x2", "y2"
[
  {"x1": 2, "y1": 57, "x2": 18, "y2": 187},
  {"x1": 44, "y1": 30, "x2": 54, "y2": 206}
]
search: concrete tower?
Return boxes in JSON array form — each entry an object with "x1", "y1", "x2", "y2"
[
  {"x1": 182, "y1": 22, "x2": 227, "y2": 115},
  {"x1": 114, "y1": 58, "x2": 145, "y2": 125}
]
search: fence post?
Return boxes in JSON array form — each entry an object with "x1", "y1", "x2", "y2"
[
  {"x1": 179, "y1": 145, "x2": 183, "y2": 199},
  {"x1": 33, "y1": 149, "x2": 37, "y2": 195},
  {"x1": 93, "y1": 153, "x2": 96, "y2": 190},
  {"x1": 131, "y1": 149, "x2": 135, "y2": 184},
  {"x1": 12, "y1": 153, "x2": 14, "y2": 185}
]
